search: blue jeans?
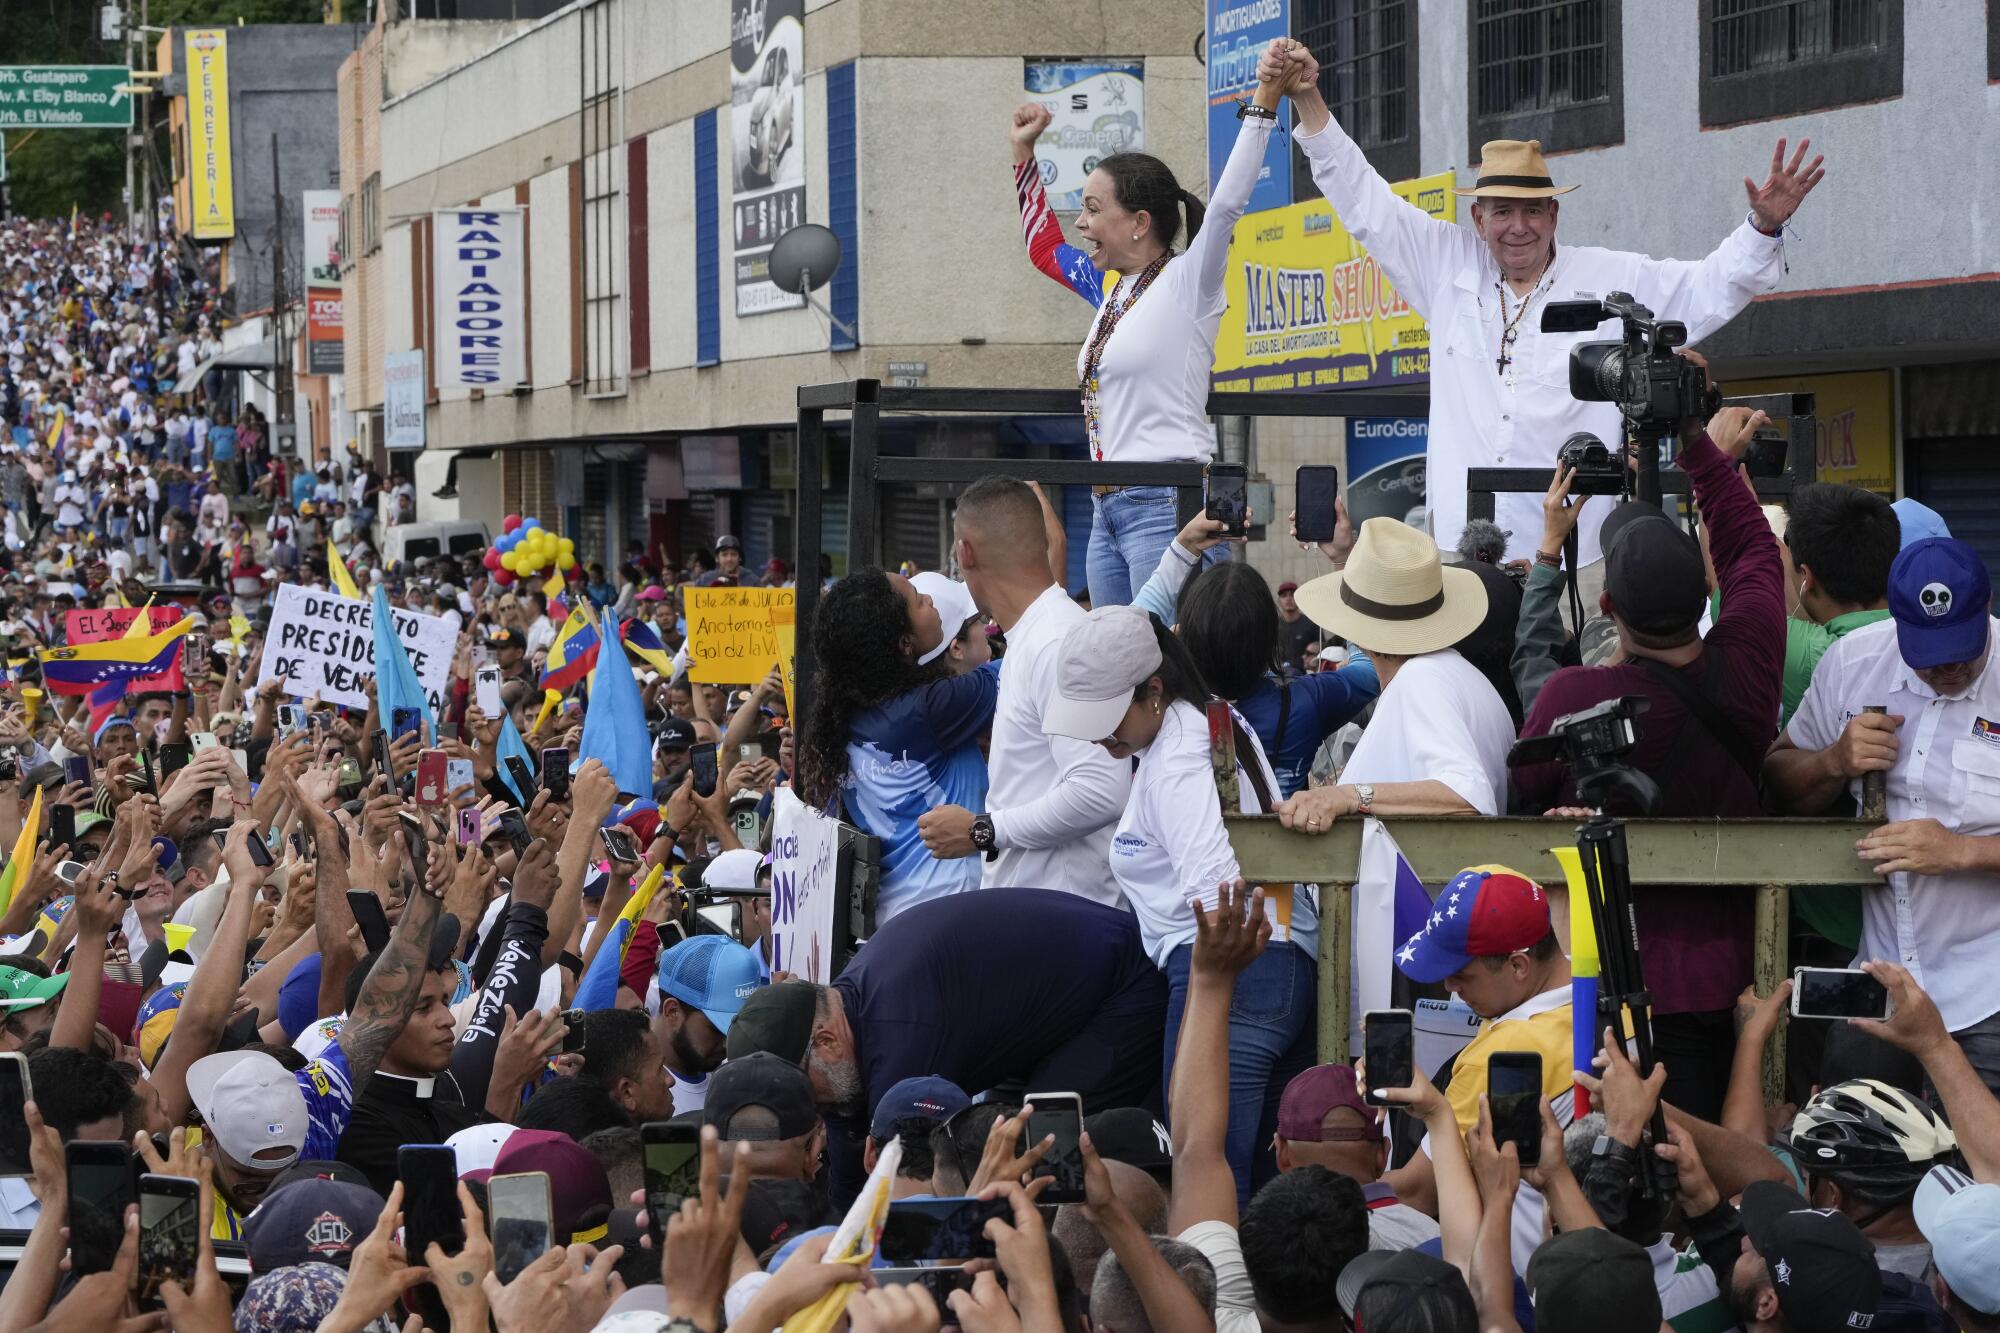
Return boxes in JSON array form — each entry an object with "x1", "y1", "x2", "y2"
[
  {"x1": 1089, "y1": 486, "x2": 1208, "y2": 608},
  {"x1": 1161, "y1": 939, "x2": 1317, "y2": 1209}
]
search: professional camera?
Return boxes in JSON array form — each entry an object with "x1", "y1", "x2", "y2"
[
  {"x1": 1507, "y1": 694, "x2": 1660, "y2": 814},
  {"x1": 1555, "y1": 431, "x2": 1627, "y2": 497},
  {"x1": 1542, "y1": 292, "x2": 1721, "y2": 438}
]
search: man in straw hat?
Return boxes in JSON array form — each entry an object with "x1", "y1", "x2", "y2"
[
  {"x1": 1274, "y1": 517, "x2": 1515, "y2": 832},
  {"x1": 1260, "y1": 41, "x2": 1824, "y2": 573}
]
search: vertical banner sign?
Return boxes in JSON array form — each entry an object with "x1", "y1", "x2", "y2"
[
  {"x1": 305, "y1": 289, "x2": 344, "y2": 375},
  {"x1": 730, "y1": 0, "x2": 806, "y2": 316},
  {"x1": 431, "y1": 207, "x2": 525, "y2": 389},
  {"x1": 1213, "y1": 170, "x2": 1453, "y2": 393},
  {"x1": 768, "y1": 786, "x2": 842, "y2": 982},
  {"x1": 383, "y1": 350, "x2": 426, "y2": 450},
  {"x1": 302, "y1": 189, "x2": 341, "y2": 283},
  {"x1": 1021, "y1": 61, "x2": 1145, "y2": 211},
  {"x1": 1207, "y1": 0, "x2": 1289, "y2": 217},
  {"x1": 184, "y1": 30, "x2": 235, "y2": 241},
  {"x1": 1345, "y1": 417, "x2": 1429, "y2": 530}
]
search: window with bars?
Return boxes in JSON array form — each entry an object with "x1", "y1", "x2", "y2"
[
  {"x1": 1699, "y1": 0, "x2": 1902, "y2": 125},
  {"x1": 1466, "y1": 0, "x2": 1623, "y2": 154},
  {"x1": 579, "y1": 0, "x2": 625, "y2": 397},
  {"x1": 1292, "y1": 0, "x2": 1420, "y2": 190}
]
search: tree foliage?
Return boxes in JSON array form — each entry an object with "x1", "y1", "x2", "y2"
[{"x1": 1, "y1": 0, "x2": 326, "y2": 220}]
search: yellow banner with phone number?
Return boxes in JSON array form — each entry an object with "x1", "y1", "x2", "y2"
[{"x1": 1212, "y1": 171, "x2": 1455, "y2": 394}]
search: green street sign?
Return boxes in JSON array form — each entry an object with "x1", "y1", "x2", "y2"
[{"x1": 0, "y1": 67, "x2": 134, "y2": 130}]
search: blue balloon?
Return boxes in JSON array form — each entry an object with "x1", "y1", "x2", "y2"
[
  {"x1": 522, "y1": 517, "x2": 541, "y2": 531},
  {"x1": 498, "y1": 532, "x2": 519, "y2": 552}
]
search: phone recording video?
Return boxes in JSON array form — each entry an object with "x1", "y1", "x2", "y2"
[
  {"x1": 487, "y1": 1171, "x2": 553, "y2": 1286},
  {"x1": 137, "y1": 1174, "x2": 199, "y2": 1308},
  {"x1": 689, "y1": 742, "x2": 718, "y2": 798},
  {"x1": 1204, "y1": 462, "x2": 1250, "y2": 538},
  {"x1": 540, "y1": 748, "x2": 571, "y2": 802},
  {"x1": 1486, "y1": 1052, "x2": 1543, "y2": 1167},
  {"x1": 1294, "y1": 465, "x2": 1341, "y2": 544},
  {"x1": 1022, "y1": 1091, "x2": 1086, "y2": 1205},
  {"x1": 641, "y1": 1122, "x2": 702, "y2": 1249},
  {"x1": 1363, "y1": 1009, "x2": 1414, "y2": 1105},
  {"x1": 398, "y1": 1145, "x2": 465, "y2": 1259},
  {"x1": 877, "y1": 1196, "x2": 1011, "y2": 1264},
  {"x1": 1791, "y1": 967, "x2": 1892, "y2": 1021},
  {"x1": 66, "y1": 1140, "x2": 137, "y2": 1276}
]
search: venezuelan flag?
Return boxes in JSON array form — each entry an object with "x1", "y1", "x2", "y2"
[
  {"x1": 540, "y1": 605, "x2": 599, "y2": 692},
  {"x1": 328, "y1": 539, "x2": 361, "y2": 599},
  {"x1": 571, "y1": 864, "x2": 666, "y2": 1010},
  {"x1": 619, "y1": 618, "x2": 676, "y2": 678},
  {"x1": 39, "y1": 612, "x2": 193, "y2": 697}
]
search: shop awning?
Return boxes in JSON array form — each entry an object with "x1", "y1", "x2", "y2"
[{"x1": 175, "y1": 338, "x2": 277, "y2": 395}]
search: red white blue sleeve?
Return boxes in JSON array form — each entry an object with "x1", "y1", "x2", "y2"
[{"x1": 1015, "y1": 159, "x2": 1105, "y2": 309}]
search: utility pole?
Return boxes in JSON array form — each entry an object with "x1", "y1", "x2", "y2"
[
  {"x1": 273, "y1": 133, "x2": 294, "y2": 439},
  {"x1": 123, "y1": 0, "x2": 136, "y2": 234},
  {"x1": 138, "y1": 0, "x2": 151, "y2": 242}
]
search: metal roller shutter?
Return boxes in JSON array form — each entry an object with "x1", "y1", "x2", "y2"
[
  {"x1": 742, "y1": 492, "x2": 790, "y2": 573},
  {"x1": 682, "y1": 494, "x2": 717, "y2": 563},
  {"x1": 1907, "y1": 436, "x2": 2000, "y2": 580},
  {"x1": 882, "y1": 491, "x2": 942, "y2": 572}
]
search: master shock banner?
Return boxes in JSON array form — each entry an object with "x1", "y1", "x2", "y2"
[
  {"x1": 1213, "y1": 170, "x2": 1453, "y2": 393},
  {"x1": 731, "y1": 0, "x2": 807, "y2": 316}
]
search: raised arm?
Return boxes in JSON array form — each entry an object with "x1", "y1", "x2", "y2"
[
  {"x1": 1009, "y1": 102, "x2": 1105, "y2": 309},
  {"x1": 337, "y1": 825, "x2": 447, "y2": 1090},
  {"x1": 1271, "y1": 43, "x2": 1476, "y2": 315},
  {"x1": 1168, "y1": 880, "x2": 1268, "y2": 1234},
  {"x1": 1179, "y1": 49, "x2": 1281, "y2": 310}
]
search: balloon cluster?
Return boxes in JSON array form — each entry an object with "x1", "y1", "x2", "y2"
[{"x1": 482, "y1": 514, "x2": 579, "y2": 587}]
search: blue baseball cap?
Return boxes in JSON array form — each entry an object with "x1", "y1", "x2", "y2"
[
  {"x1": 869, "y1": 1076, "x2": 972, "y2": 1141},
  {"x1": 1888, "y1": 538, "x2": 1992, "y2": 670},
  {"x1": 656, "y1": 935, "x2": 763, "y2": 1035},
  {"x1": 92, "y1": 714, "x2": 135, "y2": 745},
  {"x1": 1891, "y1": 497, "x2": 1951, "y2": 549},
  {"x1": 1395, "y1": 866, "x2": 1549, "y2": 985}
]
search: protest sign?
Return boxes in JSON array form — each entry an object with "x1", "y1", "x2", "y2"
[
  {"x1": 256, "y1": 583, "x2": 457, "y2": 714},
  {"x1": 62, "y1": 605, "x2": 186, "y2": 692},
  {"x1": 683, "y1": 586, "x2": 794, "y2": 684},
  {"x1": 770, "y1": 602, "x2": 796, "y2": 721},
  {"x1": 769, "y1": 786, "x2": 841, "y2": 982}
]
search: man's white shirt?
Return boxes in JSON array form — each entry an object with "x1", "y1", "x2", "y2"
[
  {"x1": 1785, "y1": 618, "x2": 2000, "y2": 1032},
  {"x1": 1294, "y1": 117, "x2": 1786, "y2": 563}
]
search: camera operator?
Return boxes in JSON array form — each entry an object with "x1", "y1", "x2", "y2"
[
  {"x1": 1261, "y1": 42, "x2": 1823, "y2": 571},
  {"x1": 1510, "y1": 403, "x2": 1786, "y2": 1123}
]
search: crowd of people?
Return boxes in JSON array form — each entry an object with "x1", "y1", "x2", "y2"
[{"x1": 0, "y1": 31, "x2": 1993, "y2": 1333}]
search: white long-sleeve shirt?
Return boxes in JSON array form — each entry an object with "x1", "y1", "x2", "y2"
[
  {"x1": 1294, "y1": 117, "x2": 1787, "y2": 563},
  {"x1": 984, "y1": 584, "x2": 1133, "y2": 907},
  {"x1": 1016, "y1": 116, "x2": 1272, "y2": 465}
]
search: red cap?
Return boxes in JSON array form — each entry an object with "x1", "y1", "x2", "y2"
[{"x1": 1276, "y1": 1064, "x2": 1378, "y2": 1143}]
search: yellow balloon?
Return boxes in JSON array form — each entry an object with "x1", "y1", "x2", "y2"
[
  {"x1": 558, "y1": 537, "x2": 576, "y2": 554},
  {"x1": 501, "y1": 551, "x2": 519, "y2": 572},
  {"x1": 558, "y1": 552, "x2": 577, "y2": 571}
]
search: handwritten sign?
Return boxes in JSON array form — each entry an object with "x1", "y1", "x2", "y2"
[
  {"x1": 63, "y1": 605, "x2": 186, "y2": 692},
  {"x1": 255, "y1": 583, "x2": 457, "y2": 714},
  {"x1": 683, "y1": 587, "x2": 794, "y2": 684},
  {"x1": 770, "y1": 603, "x2": 796, "y2": 721},
  {"x1": 768, "y1": 787, "x2": 841, "y2": 982}
]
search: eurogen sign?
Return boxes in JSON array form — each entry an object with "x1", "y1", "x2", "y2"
[{"x1": 1213, "y1": 170, "x2": 1453, "y2": 393}]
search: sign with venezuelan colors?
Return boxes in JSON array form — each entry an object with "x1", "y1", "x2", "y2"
[
  {"x1": 1213, "y1": 170, "x2": 1454, "y2": 393},
  {"x1": 184, "y1": 30, "x2": 235, "y2": 242},
  {"x1": 1729, "y1": 370, "x2": 1895, "y2": 495}
]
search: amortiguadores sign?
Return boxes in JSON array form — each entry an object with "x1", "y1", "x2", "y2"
[{"x1": 431, "y1": 207, "x2": 525, "y2": 389}]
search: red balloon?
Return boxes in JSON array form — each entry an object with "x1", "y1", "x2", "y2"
[
  {"x1": 482, "y1": 548, "x2": 502, "y2": 570},
  {"x1": 493, "y1": 567, "x2": 517, "y2": 585},
  {"x1": 502, "y1": 514, "x2": 523, "y2": 534}
]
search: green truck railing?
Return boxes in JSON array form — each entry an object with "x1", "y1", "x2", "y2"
[{"x1": 1226, "y1": 815, "x2": 1882, "y2": 1102}]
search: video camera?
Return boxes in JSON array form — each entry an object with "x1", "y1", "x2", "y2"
[
  {"x1": 1507, "y1": 695, "x2": 1660, "y2": 816},
  {"x1": 1542, "y1": 292, "x2": 1721, "y2": 439}
]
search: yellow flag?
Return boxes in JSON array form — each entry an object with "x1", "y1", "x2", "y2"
[
  {"x1": 780, "y1": 1140, "x2": 901, "y2": 1333},
  {"x1": 328, "y1": 539, "x2": 361, "y2": 599},
  {"x1": 0, "y1": 786, "x2": 45, "y2": 913}
]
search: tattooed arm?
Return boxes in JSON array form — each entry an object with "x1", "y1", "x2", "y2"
[{"x1": 337, "y1": 845, "x2": 445, "y2": 1091}]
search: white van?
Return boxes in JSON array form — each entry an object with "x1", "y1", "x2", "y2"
[{"x1": 382, "y1": 520, "x2": 491, "y2": 569}]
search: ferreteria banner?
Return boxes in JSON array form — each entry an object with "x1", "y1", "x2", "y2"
[
  {"x1": 431, "y1": 207, "x2": 525, "y2": 389},
  {"x1": 184, "y1": 31, "x2": 235, "y2": 241},
  {"x1": 256, "y1": 584, "x2": 457, "y2": 715},
  {"x1": 1213, "y1": 169, "x2": 1453, "y2": 393}
]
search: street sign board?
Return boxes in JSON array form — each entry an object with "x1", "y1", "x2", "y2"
[{"x1": 0, "y1": 66, "x2": 133, "y2": 129}]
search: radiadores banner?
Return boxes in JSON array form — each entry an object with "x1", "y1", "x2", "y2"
[{"x1": 432, "y1": 206, "x2": 525, "y2": 389}]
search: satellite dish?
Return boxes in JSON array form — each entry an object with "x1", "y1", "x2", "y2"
[
  {"x1": 768, "y1": 223, "x2": 842, "y2": 295},
  {"x1": 768, "y1": 223, "x2": 856, "y2": 348}
]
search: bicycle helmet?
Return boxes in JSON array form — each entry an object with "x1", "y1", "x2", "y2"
[{"x1": 1784, "y1": 1078, "x2": 1957, "y2": 1192}]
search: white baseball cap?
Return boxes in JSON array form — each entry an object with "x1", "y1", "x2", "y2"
[
  {"x1": 1915, "y1": 1163, "x2": 2000, "y2": 1315},
  {"x1": 910, "y1": 572, "x2": 978, "y2": 666},
  {"x1": 1042, "y1": 605, "x2": 1163, "y2": 742},
  {"x1": 703, "y1": 847, "x2": 767, "y2": 894},
  {"x1": 187, "y1": 1050, "x2": 308, "y2": 1170}
]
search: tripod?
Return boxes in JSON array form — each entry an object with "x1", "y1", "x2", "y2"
[{"x1": 1571, "y1": 765, "x2": 1678, "y2": 1200}]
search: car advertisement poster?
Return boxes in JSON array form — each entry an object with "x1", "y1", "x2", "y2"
[
  {"x1": 1021, "y1": 60, "x2": 1144, "y2": 212},
  {"x1": 731, "y1": 0, "x2": 806, "y2": 316},
  {"x1": 1206, "y1": 0, "x2": 1289, "y2": 217},
  {"x1": 1212, "y1": 169, "x2": 1453, "y2": 393}
]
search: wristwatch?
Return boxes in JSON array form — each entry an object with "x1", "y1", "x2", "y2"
[
  {"x1": 1352, "y1": 783, "x2": 1376, "y2": 816},
  {"x1": 969, "y1": 813, "x2": 998, "y2": 863},
  {"x1": 1591, "y1": 1134, "x2": 1638, "y2": 1163}
]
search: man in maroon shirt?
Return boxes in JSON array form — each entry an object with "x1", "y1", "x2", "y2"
[{"x1": 1510, "y1": 405, "x2": 1784, "y2": 1122}]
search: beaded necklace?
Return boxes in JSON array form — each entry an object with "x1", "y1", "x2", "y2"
[{"x1": 1080, "y1": 252, "x2": 1172, "y2": 462}]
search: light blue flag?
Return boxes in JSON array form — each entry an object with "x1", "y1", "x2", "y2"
[
  {"x1": 496, "y1": 711, "x2": 535, "y2": 806},
  {"x1": 371, "y1": 584, "x2": 435, "y2": 733},
  {"x1": 578, "y1": 615, "x2": 653, "y2": 799}
]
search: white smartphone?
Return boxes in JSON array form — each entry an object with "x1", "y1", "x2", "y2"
[
  {"x1": 475, "y1": 665, "x2": 503, "y2": 718},
  {"x1": 1791, "y1": 967, "x2": 1892, "y2": 1021},
  {"x1": 189, "y1": 731, "x2": 219, "y2": 753}
]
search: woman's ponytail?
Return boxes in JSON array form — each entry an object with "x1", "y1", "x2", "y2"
[{"x1": 1180, "y1": 188, "x2": 1206, "y2": 245}]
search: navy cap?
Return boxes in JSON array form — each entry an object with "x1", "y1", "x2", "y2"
[
  {"x1": 1889, "y1": 538, "x2": 1992, "y2": 670},
  {"x1": 244, "y1": 1176, "x2": 385, "y2": 1272},
  {"x1": 869, "y1": 1076, "x2": 972, "y2": 1141}
]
